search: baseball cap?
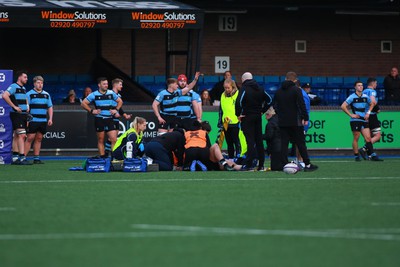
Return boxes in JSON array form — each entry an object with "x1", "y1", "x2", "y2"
[
  {"x1": 302, "y1": 83, "x2": 311, "y2": 88},
  {"x1": 177, "y1": 74, "x2": 187, "y2": 81}
]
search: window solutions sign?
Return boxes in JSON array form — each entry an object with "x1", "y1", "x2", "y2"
[{"x1": 0, "y1": 0, "x2": 204, "y2": 29}]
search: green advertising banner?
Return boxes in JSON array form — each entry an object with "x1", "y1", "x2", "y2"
[{"x1": 202, "y1": 111, "x2": 399, "y2": 149}]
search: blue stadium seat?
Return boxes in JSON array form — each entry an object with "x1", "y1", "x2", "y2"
[
  {"x1": 377, "y1": 89, "x2": 385, "y2": 101},
  {"x1": 59, "y1": 74, "x2": 76, "y2": 83},
  {"x1": 253, "y1": 75, "x2": 264, "y2": 85},
  {"x1": 203, "y1": 75, "x2": 220, "y2": 84},
  {"x1": 324, "y1": 88, "x2": 341, "y2": 105},
  {"x1": 358, "y1": 76, "x2": 369, "y2": 85},
  {"x1": 264, "y1": 76, "x2": 281, "y2": 90},
  {"x1": 154, "y1": 75, "x2": 166, "y2": 84},
  {"x1": 326, "y1": 76, "x2": 343, "y2": 89},
  {"x1": 343, "y1": 77, "x2": 358, "y2": 89},
  {"x1": 311, "y1": 76, "x2": 327, "y2": 88},
  {"x1": 137, "y1": 75, "x2": 154, "y2": 84},
  {"x1": 298, "y1": 76, "x2": 311, "y2": 85},
  {"x1": 43, "y1": 74, "x2": 59, "y2": 84},
  {"x1": 76, "y1": 74, "x2": 93, "y2": 83},
  {"x1": 376, "y1": 76, "x2": 385, "y2": 89}
]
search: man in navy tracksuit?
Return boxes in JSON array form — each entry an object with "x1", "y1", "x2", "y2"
[{"x1": 235, "y1": 72, "x2": 272, "y2": 171}]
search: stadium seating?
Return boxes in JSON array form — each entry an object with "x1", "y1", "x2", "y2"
[
  {"x1": 343, "y1": 76, "x2": 358, "y2": 89},
  {"x1": 39, "y1": 74, "x2": 387, "y2": 106},
  {"x1": 311, "y1": 76, "x2": 327, "y2": 88},
  {"x1": 326, "y1": 76, "x2": 343, "y2": 89}
]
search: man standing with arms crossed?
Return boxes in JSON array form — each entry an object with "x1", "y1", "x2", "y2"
[
  {"x1": 2, "y1": 70, "x2": 31, "y2": 165},
  {"x1": 81, "y1": 77, "x2": 122, "y2": 158}
]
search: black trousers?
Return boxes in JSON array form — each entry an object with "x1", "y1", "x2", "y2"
[
  {"x1": 241, "y1": 114, "x2": 265, "y2": 168},
  {"x1": 279, "y1": 126, "x2": 310, "y2": 165},
  {"x1": 224, "y1": 126, "x2": 240, "y2": 158}
]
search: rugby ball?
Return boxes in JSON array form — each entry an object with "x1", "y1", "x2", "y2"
[{"x1": 283, "y1": 162, "x2": 300, "y2": 174}]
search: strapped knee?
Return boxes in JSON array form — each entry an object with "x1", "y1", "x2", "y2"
[
  {"x1": 371, "y1": 127, "x2": 381, "y2": 136},
  {"x1": 16, "y1": 129, "x2": 26, "y2": 135}
]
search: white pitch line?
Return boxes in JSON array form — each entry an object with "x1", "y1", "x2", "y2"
[
  {"x1": 0, "y1": 176, "x2": 399, "y2": 184},
  {"x1": 131, "y1": 224, "x2": 400, "y2": 241},
  {"x1": 0, "y1": 207, "x2": 15, "y2": 211},
  {"x1": 0, "y1": 231, "x2": 200, "y2": 241},
  {"x1": 1, "y1": 226, "x2": 399, "y2": 242},
  {"x1": 371, "y1": 202, "x2": 400, "y2": 206}
]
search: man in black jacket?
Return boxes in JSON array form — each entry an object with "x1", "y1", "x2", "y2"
[
  {"x1": 235, "y1": 72, "x2": 272, "y2": 171},
  {"x1": 273, "y1": 71, "x2": 318, "y2": 172}
]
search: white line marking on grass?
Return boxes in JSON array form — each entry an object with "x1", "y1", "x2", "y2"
[
  {"x1": 0, "y1": 176, "x2": 399, "y2": 184},
  {"x1": 371, "y1": 202, "x2": 400, "y2": 206},
  {"x1": 0, "y1": 207, "x2": 15, "y2": 211},
  {"x1": 1, "y1": 227, "x2": 399, "y2": 242},
  {"x1": 131, "y1": 224, "x2": 400, "y2": 242},
  {"x1": 0, "y1": 231, "x2": 201, "y2": 241}
]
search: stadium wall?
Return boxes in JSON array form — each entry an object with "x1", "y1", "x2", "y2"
[{"x1": 0, "y1": 12, "x2": 398, "y2": 78}]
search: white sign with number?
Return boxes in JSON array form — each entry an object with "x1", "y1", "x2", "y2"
[{"x1": 215, "y1": 56, "x2": 230, "y2": 74}]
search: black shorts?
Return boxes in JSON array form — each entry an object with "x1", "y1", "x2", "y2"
[
  {"x1": 158, "y1": 114, "x2": 177, "y2": 130},
  {"x1": 368, "y1": 114, "x2": 381, "y2": 131},
  {"x1": 10, "y1": 112, "x2": 27, "y2": 130},
  {"x1": 350, "y1": 121, "x2": 369, "y2": 132},
  {"x1": 95, "y1": 117, "x2": 118, "y2": 132},
  {"x1": 27, "y1": 122, "x2": 47, "y2": 134},
  {"x1": 113, "y1": 120, "x2": 121, "y2": 131}
]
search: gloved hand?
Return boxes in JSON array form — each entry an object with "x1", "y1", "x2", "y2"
[{"x1": 138, "y1": 143, "x2": 145, "y2": 152}]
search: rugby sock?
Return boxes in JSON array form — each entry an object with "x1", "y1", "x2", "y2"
[
  {"x1": 34, "y1": 155, "x2": 40, "y2": 161},
  {"x1": 12, "y1": 152, "x2": 19, "y2": 162},
  {"x1": 365, "y1": 142, "x2": 374, "y2": 155},
  {"x1": 100, "y1": 154, "x2": 108, "y2": 158},
  {"x1": 19, "y1": 154, "x2": 26, "y2": 161},
  {"x1": 354, "y1": 153, "x2": 359, "y2": 159},
  {"x1": 104, "y1": 141, "x2": 112, "y2": 155}
]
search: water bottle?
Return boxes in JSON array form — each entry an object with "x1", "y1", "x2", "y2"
[{"x1": 126, "y1": 141, "x2": 133, "y2": 159}]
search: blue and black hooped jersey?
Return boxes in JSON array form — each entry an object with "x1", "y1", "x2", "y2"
[
  {"x1": 6, "y1": 83, "x2": 28, "y2": 113},
  {"x1": 176, "y1": 90, "x2": 198, "y2": 119},
  {"x1": 345, "y1": 92, "x2": 371, "y2": 122},
  {"x1": 26, "y1": 89, "x2": 53, "y2": 123},
  {"x1": 363, "y1": 88, "x2": 379, "y2": 114},
  {"x1": 154, "y1": 89, "x2": 183, "y2": 116},
  {"x1": 86, "y1": 90, "x2": 120, "y2": 119}
]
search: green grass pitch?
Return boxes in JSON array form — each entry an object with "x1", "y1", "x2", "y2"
[{"x1": 1, "y1": 158, "x2": 399, "y2": 267}]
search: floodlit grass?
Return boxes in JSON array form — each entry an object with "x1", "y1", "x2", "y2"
[{"x1": 0, "y1": 158, "x2": 399, "y2": 267}]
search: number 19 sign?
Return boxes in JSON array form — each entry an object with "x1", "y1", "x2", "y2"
[{"x1": 215, "y1": 56, "x2": 230, "y2": 74}]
